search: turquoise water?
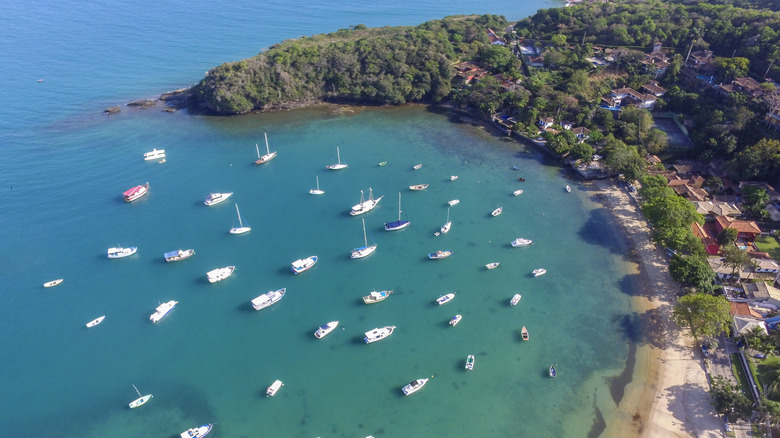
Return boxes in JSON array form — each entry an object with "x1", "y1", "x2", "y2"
[{"x1": 0, "y1": 1, "x2": 640, "y2": 437}]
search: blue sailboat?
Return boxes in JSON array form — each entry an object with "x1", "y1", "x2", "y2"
[{"x1": 384, "y1": 192, "x2": 410, "y2": 231}]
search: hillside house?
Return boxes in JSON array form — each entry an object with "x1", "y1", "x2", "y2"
[
  {"x1": 538, "y1": 117, "x2": 555, "y2": 130},
  {"x1": 487, "y1": 28, "x2": 505, "y2": 46},
  {"x1": 686, "y1": 50, "x2": 717, "y2": 74},
  {"x1": 571, "y1": 127, "x2": 590, "y2": 143},
  {"x1": 718, "y1": 77, "x2": 765, "y2": 98}
]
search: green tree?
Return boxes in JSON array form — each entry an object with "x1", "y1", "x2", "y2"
[
  {"x1": 478, "y1": 45, "x2": 518, "y2": 73},
  {"x1": 728, "y1": 139, "x2": 780, "y2": 183},
  {"x1": 644, "y1": 128, "x2": 668, "y2": 155},
  {"x1": 743, "y1": 186, "x2": 771, "y2": 220},
  {"x1": 551, "y1": 34, "x2": 567, "y2": 47},
  {"x1": 669, "y1": 255, "x2": 717, "y2": 292},
  {"x1": 672, "y1": 293, "x2": 731, "y2": 342},
  {"x1": 620, "y1": 106, "x2": 653, "y2": 136},
  {"x1": 570, "y1": 142, "x2": 595, "y2": 161},
  {"x1": 714, "y1": 57, "x2": 750, "y2": 81},
  {"x1": 604, "y1": 138, "x2": 646, "y2": 181},
  {"x1": 721, "y1": 245, "x2": 753, "y2": 276},
  {"x1": 716, "y1": 228, "x2": 738, "y2": 246},
  {"x1": 709, "y1": 376, "x2": 753, "y2": 420}
]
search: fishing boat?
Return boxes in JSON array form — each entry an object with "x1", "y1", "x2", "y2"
[
  {"x1": 44, "y1": 279, "x2": 63, "y2": 288},
  {"x1": 291, "y1": 256, "x2": 317, "y2": 274},
  {"x1": 412, "y1": 164, "x2": 422, "y2": 170},
  {"x1": 549, "y1": 365, "x2": 557, "y2": 378},
  {"x1": 510, "y1": 294, "x2": 522, "y2": 306},
  {"x1": 511, "y1": 238, "x2": 533, "y2": 247},
  {"x1": 254, "y1": 132, "x2": 277, "y2": 165},
  {"x1": 409, "y1": 184, "x2": 428, "y2": 191},
  {"x1": 491, "y1": 206, "x2": 503, "y2": 217},
  {"x1": 86, "y1": 315, "x2": 105, "y2": 328},
  {"x1": 143, "y1": 148, "x2": 165, "y2": 161},
  {"x1": 128, "y1": 384, "x2": 153, "y2": 408},
  {"x1": 436, "y1": 293, "x2": 455, "y2": 305},
  {"x1": 206, "y1": 266, "x2": 235, "y2": 283},
  {"x1": 314, "y1": 321, "x2": 339, "y2": 339},
  {"x1": 378, "y1": 161, "x2": 387, "y2": 166},
  {"x1": 266, "y1": 380, "x2": 284, "y2": 397},
  {"x1": 204, "y1": 192, "x2": 232, "y2": 206},
  {"x1": 513, "y1": 189, "x2": 524, "y2": 196},
  {"x1": 107, "y1": 246, "x2": 137, "y2": 259},
  {"x1": 401, "y1": 378, "x2": 428, "y2": 395},
  {"x1": 149, "y1": 300, "x2": 177, "y2": 323},
  {"x1": 440, "y1": 208, "x2": 451, "y2": 234},
  {"x1": 351, "y1": 218, "x2": 377, "y2": 259},
  {"x1": 229, "y1": 203, "x2": 251, "y2": 234},
  {"x1": 123, "y1": 182, "x2": 149, "y2": 202},
  {"x1": 521, "y1": 326, "x2": 529, "y2": 341},
  {"x1": 428, "y1": 250, "x2": 453, "y2": 260},
  {"x1": 532, "y1": 268, "x2": 547, "y2": 277},
  {"x1": 565, "y1": 185, "x2": 571, "y2": 192},
  {"x1": 350, "y1": 188, "x2": 383, "y2": 216},
  {"x1": 364, "y1": 325, "x2": 396, "y2": 343},
  {"x1": 465, "y1": 355, "x2": 475, "y2": 371},
  {"x1": 384, "y1": 192, "x2": 410, "y2": 231},
  {"x1": 449, "y1": 314, "x2": 462, "y2": 326},
  {"x1": 309, "y1": 176, "x2": 324, "y2": 195},
  {"x1": 363, "y1": 290, "x2": 392, "y2": 304},
  {"x1": 180, "y1": 423, "x2": 213, "y2": 438},
  {"x1": 326, "y1": 146, "x2": 347, "y2": 170},
  {"x1": 251, "y1": 288, "x2": 286, "y2": 311},
  {"x1": 448, "y1": 199, "x2": 460, "y2": 206},
  {"x1": 164, "y1": 249, "x2": 195, "y2": 263},
  {"x1": 450, "y1": 175, "x2": 458, "y2": 181},
  {"x1": 485, "y1": 262, "x2": 500, "y2": 270}
]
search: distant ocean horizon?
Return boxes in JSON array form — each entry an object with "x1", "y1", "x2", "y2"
[{"x1": 0, "y1": 1, "x2": 649, "y2": 437}]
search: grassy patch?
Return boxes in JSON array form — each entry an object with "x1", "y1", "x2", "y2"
[
  {"x1": 754, "y1": 235, "x2": 780, "y2": 261},
  {"x1": 731, "y1": 352, "x2": 753, "y2": 396}
]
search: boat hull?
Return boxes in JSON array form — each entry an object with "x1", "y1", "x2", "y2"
[
  {"x1": 107, "y1": 246, "x2": 137, "y2": 258},
  {"x1": 129, "y1": 394, "x2": 152, "y2": 408},
  {"x1": 291, "y1": 256, "x2": 317, "y2": 274},
  {"x1": 43, "y1": 279, "x2": 63, "y2": 288},
  {"x1": 314, "y1": 321, "x2": 339, "y2": 338},
  {"x1": 364, "y1": 326, "x2": 396, "y2": 343},
  {"x1": 204, "y1": 192, "x2": 232, "y2": 206},
  {"x1": 206, "y1": 266, "x2": 235, "y2": 283},
  {"x1": 251, "y1": 288, "x2": 286, "y2": 311},
  {"x1": 266, "y1": 380, "x2": 283, "y2": 397},
  {"x1": 402, "y1": 378, "x2": 428, "y2": 395},
  {"x1": 123, "y1": 183, "x2": 149, "y2": 202},
  {"x1": 428, "y1": 250, "x2": 453, "y2": 260},
  {"x1": 384, "y1": 220, "x2": 410, "y2": 231}
]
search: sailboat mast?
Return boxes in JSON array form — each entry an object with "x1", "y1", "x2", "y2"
[
  {"x1": 264, "y1": 132, "x2": 270, "y2": 154},
  {"x1": 398, "y1": 192, "x2": 402, "y2": 220},
  {"x1": 337, "y1": 147, "x2": 341, "y2": 164},
  {"x1": 255, "y1": 143, "x2": 261, "y2": 159},
  {"x1": 133, "y1": 384, "x2": 141, "y2": 397},
  {"x1": 235, "y1": 203, "x2": 243, "y2": 227},
  {"x1": 316, "y1": 176, "x2": 320, "y2": 190},
  {"x1": 362, "y1": 218, "x2": 368, "y2": 246}
]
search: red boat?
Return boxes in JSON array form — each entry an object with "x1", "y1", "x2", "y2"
[
  {"x1": 123, "y1": 182, "x2": 149, "y2": 202},
  {"x1": 518, "y1": 178, "x2": 526, "y2": 182}
]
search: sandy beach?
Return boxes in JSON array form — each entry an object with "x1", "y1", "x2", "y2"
[{"x1": 587, "y1": 179, "x2": 724, "y2": 438}]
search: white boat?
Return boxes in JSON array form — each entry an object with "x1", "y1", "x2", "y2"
[
  {"x1": 428, "y1": 250, "x2": 453, "y2": 260},
  {"x1": 254, "y1": 132, "x2": 277, "y2": 165},
  {"x1": 510, "y1": 294, "x2": 522, "y2": 306},
  {"x1": 229, "y1": 203, "x2": 251, "y2": 234},
  {"x1": 149, "y1": 300, "x2": 177, "y2": 323},
  {"x1": 44, "y1": 279, "x2": 63, "y2": 288},
  {"x1": 309, "y1": 176, "x2": 324, "y2": 195},
  {"x1": 440, "y1": 208, "x2": 451, "y2": 234},
  {"x1": 164, "y1": 249, "x2": 195, "y2": 263},
  {"x1": 180, "y1": 423, "x2": 213, "y2": 438},
  {"x1": 350, "y1": 187, "x2": 383, "y2": 216},
  {"x1": 465, "y1": 355, "x2": 475, "y2": 370},
  {"x1": 128, "y1": 384, "x2": 153, "y2": 408},
  {"x1": 143, "y1": 148, "x2": 166, "y2": 161},
  {"x1": 363, "y1": 290, "x2": 392, "y2": 304},
  {"x1": 351, "y1": 218, "x2": 377, "y2": 259},
  {"x1": 532, "y1": 268, "x2": 547, "y2": 277},
  {"x1": 449, "y1": 314, "x2": 462, "y2": 326},
  {"x1": 251, "y1": 288, "x2": 286, "y2": 311},
  {"x1": 204, "y1": 192, "x2": 232, "y2": 206},
  {"x1": 107, "y1": 246, "x2": 137, "y2": 259},
  {"x1": 401, "y1": 378, "x2": 428, "y2": 395},
  {"x1": 409, "y1": 184, "x2": 428, "y2": 191},
  {"x1": 314, "y1": 321, "x2": 339, "y2": 339},
  {"x1": 566, "y1": 185, "x2": 572, "y2": 192},
  {"x1": 413, "y1": 164, "x2": 422, "y2": 170},
  {"x1": 291, "y1": 256, "x2": 317, "y2": 274},
  {"x1": 364, "y1": 325, "x2": 396, "y2": 343},
  {"x1": 450, "y1": 175, "x2": 458, "y2": 181},
  {"x1": 326, "y1": 146, "x2": 347, "y2": 170},
  {"x1": 513, "y1": 189, "x2": 524, "y2": 196},
  {"x1": 123, "y1": 182, "x2": 149, "y2": 202},
  {"x1": 521, "y1": 326, "x2": 529, "y2": 341},
  {"x1": 266, "y1": 380, "x2": 283, "y2": 397},
  {"x1": 436, "y1": 293, "x2": 455, "y2": 305},
  {"x1": 486, "y1": 262, "x2": 500, "y2": 270},
  {"x1": 86, "y1": 315, "x2": 105, "y2": 328},
  {"x1": 385, "y1": 192, "x2": 411, "y2": 231},
  {"x1": 511, "y1": 238, "x2": 533, "y2": 247},
  {"x1": 448, "y1": 199, "x2": 460, "y2": 206},
  {"x1": 206, "y1": 266, "x2": 235, "y2": 283},
  {"x1": 491, "y1": 206, "x2": 503, "y2": 217}
]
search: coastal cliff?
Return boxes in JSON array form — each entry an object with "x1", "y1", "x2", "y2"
[{"x1": 190, "y1": 15, "x2": 508, "y2": 115}]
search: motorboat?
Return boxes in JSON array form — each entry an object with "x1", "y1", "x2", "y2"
[
  {"x1": 491, "y1": 206, "x2": 503, "y2": 217},
  {"x1": 401, "y1": 378, "x2": 428, "y2": 395},
  {"x1": 449, "y1": 315, "x2": 462, "y2": 326},
  {"x1": 566, "y1": 185, "x2": 572, "y2": 192},
  {"x1": 86, "y1": 315, "x2": 105, "y2": 328},
  {"x1": 149, "y1": 300, "x2": 178, "y2": 323},
  {"x1": 351, "y1": 218, "x2": 377, "y2": 259},
  {"x1": 465, "y1": 355, "x2": 475, "y2": 370},
  {"x1": 363, "y1": 290, "x2": 392, "y2": 304},
  {"x1": 511, "y1": 238, "x2": 533, "y2": 247},
  {"x1": 409, "y1": 184, "x2": 428, "y2": 191},
  {"x1": 180, "y1": 423, "x2": 213, "y2": 438},
  {"x1": 143, "y1": 148, "x2": 165, "y2": 161},
  {"x1": 549, "y1": 365, "x2": 557, "y2": 378},
  {"x1": 486, "y1": 262, "x2": 500, "y2": 270},
  {"x1": 385, "y1": 192, "x2": 410, "y2": 231},
  {"x1": 450, "y1": 175, "x2": 458, "y2": 181},
  {"x1": 428, "y1": 250, "x2": 452, "y2": 260},
  {"x1": 364, "y1": 325, "x2": 396, "y2": 343},
  {"x1": 440, "y1": 208, "x2": 451, "y2": 234},
  {"x1": 206, "y1": 266, "x2": 235, "y2": 283},
  {"x1": 123, "y1": 182, "x2": 149, "y2": 202},
  {"x1": 251, "y1": 288, "x2": 286, "y2": 311},
  {"x1": 44, "y1": 279, "x2": 63, "y2": 288},
  {"x1": 350, "y1": 188, "x2": 383, "y2": 216},
  {"x1": 413, "y1": 164, "x2": 422, "y2": 170},
  {"x1": 254, "y1": 133, "x2": 277, "y2": 165},
  {"x1": 532, "y1": 268, "x2": 547, "y2": 277},
  {"x1": 521, "y1": 326, "x2": 529, "y2": 341},
  {"x1": 229, "y1": 203, "x2": 251, "y2": 234},
  {"x1": 266, "y1": 380, "x2": 284, "y2": 397},
  {"x1": 107, "y1": 246, "x2": 137, "y2": 259},
  {"x1": 510, "y1": 294, "x2": 522, "y2": 306},
  {"x1": 164, "y1": 249, "x2": 195, "y2": 263},
  {"x1": 513, "y1": 189, "x2": 524, "y2": 196},
  {"x1": 378, "y1": 161, "x2": 387, "y2": 166},
  {"x1": 291, "y1": 256, "x2": 318, "y2": 274},
  {"x1": 314, "y1": 321, "x2": 339, "y2": 339},
  {"x1": 129, "y1": 384, "x2": 152, "y2": 408},
  {"x1": 309, "y1": 176, "x2": 324, "y2": 195},
  {"x1": 436, "y1": 293, "x2": 455, "y2": 305},
  {"x1": 448, "y1": 199, "x2": 460, "y2": 206},
  {"x1": 204, "y1": 192, "x2": 232, "y2": 206},
  {"x1": 326, "y1": 146, "x2": 347, "y2": 170}
]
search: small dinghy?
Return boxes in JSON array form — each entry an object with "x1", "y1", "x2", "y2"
[{"x1": 86, "y1": 316, "x2": 105, "y2": 328}]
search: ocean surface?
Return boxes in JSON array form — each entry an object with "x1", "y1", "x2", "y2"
[{"x1": 0, "y1": 1, "x2": 642, "y2": 437}]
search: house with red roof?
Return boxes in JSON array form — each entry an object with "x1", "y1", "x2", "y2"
[
  {"x1": 692, "y1": 222, "x2": 720, "y2": 255},
  {"x1": 713, "y1": 216, "x2": 762, "y2": 242}
]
